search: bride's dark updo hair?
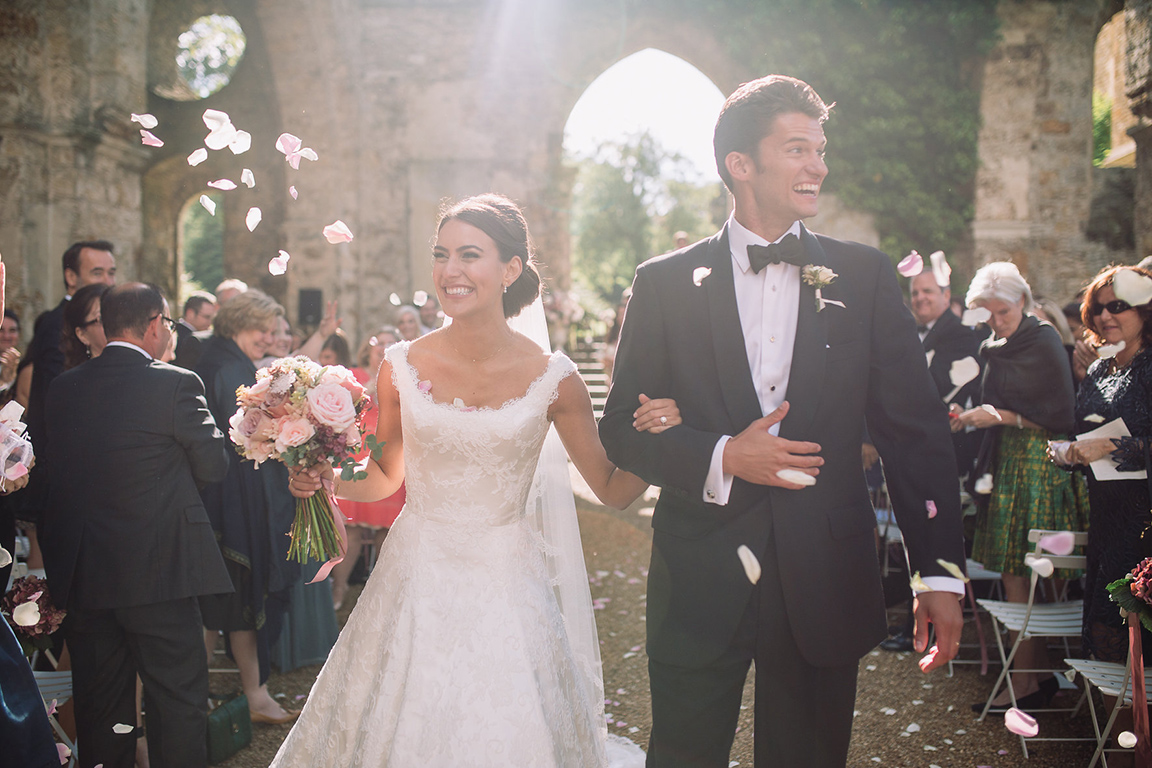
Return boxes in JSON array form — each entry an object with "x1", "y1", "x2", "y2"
[{"x1": 437, "y1": 193, "x2": 542, "y2": 318}]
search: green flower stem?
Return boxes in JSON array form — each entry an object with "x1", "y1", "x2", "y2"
[{"x1": 286, "y1": 493, "x2": 342, "y2": 564}]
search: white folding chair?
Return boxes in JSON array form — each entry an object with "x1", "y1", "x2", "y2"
[
  {"x1": 975, "y1": 529, "x2": 1092, "y2": 757},
  {"x1": 34, "y1": 669, "x2": 76, "y2": 768}
]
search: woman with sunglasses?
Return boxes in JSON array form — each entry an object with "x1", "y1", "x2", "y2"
[
  {"x1": 952, "y1": 261, "x2": 1088, "y2": 712},
  {"x1": 1052, "y1": 266, "x2": 1152, "y2": 665}
]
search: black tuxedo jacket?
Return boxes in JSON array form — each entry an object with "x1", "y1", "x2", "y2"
[
  {"x1": 921, "y1": 309, "x2": 983, "y2": 475},
  {"x1": 600, "y1": 224, "x2": 966, "y2": 669},
  {"x1": 40, "y1": 346, "x2": 232, "y2": 609},
  {"x1": 173, "y1": 323, "x2": 210, "y2": 370}
]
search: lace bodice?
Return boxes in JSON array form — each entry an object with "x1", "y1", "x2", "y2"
[{"x1": 387, "y1": 341, "x2": 576, "y2": 527}]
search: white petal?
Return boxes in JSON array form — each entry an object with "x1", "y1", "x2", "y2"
[
  {"x1": 323, "y1": 220, "x2": 354, "y2": 244},
  {"x1": 1097, "y1": 340, "x2": 1126, "y2": 359},
  {"x1": 204, "y1": 122, "x2": 238, "y2": 151},
  {"x1": 929, "y1": 250, "x2": 951, "y2": 288},
  {"x1": 13, "y1": 600, "x2": 40, "y2": 626},
  {"x1": 693, "y1": 267, "x2": 712, "y2": 286},
  {"x1": 112, "y1": 723, "x2": 135, "y2": 734},
  {"x1": 1119, "y1": 731, "x2": 1138, "y2": 749},
  {"x1": 413, "y1": 290, "x2": 429, "y2": 306},
  {"x1": 187, "y1": 148, "x2": 208, "y2": 166},
  {"x1": 1004, "y1": 707, "x2": 1039, "y2": 737},
  {"x1": 736, "y1": 545, "x2": 761, "y2": 584},
  {"x1": 130, "y1": 113, "x2": 158, "y2": 129},
  {"x1": 241, "y1": 168, "x2": 255, "y2": 188},
  {"x1": 1113, "y1": 268, "x2": 1152, "y2": 307},
  {"x1": 776, "y1": 468, "x2": 816, "y2": 486},
  {"x1": 1084, "y1": 413, "x2": 1105, "y2": 423},
  {"x1": 0, "y1": 545, "x2": 9, "y2": 568},
  {"x1": 268, "y1": 256, "x2": 288, "y2": 276},
  {"x1": 974, "y1": 473, "x2": 994, "y2": 494},
  {"x1": 961, "y1": 307, "x2": 991, "y2": 326},
  {"x1": 199, "y1": 195, "x2": 216, "y2": 216},
  {"x1": 229, "y1": 130, "x2": 252, "y2": 155},
  {"x1": 936, "y1": 558, "x2": 970, "y2": 582},
  {"x1": 980, "y1": 404, "x2": 1002, "y2": 421},
  {"x1": 905, "y1": 723, "x2": 921, "y2": 733},
  {"x1": 389, "y1": 293, "x2": 402, "y2": 306},
  {"x1": 909, "y1": 571, "x2": 933, "y2": 592},
  {"x1": 202, "y1": 108, "x2": 231, "y2": 132},
  {"x1": 298, "y1": 147, "x2": 318, "y2": 162},
  {"x1": 207, "y1": 179, "x2": 237, "y2": 191},
  {"x1": 948, "y1": 356, "x2": 980, "y2": 388},
  {"x1": 245, "y1": 207, "x2": 261, "y2": 232},
  {"x1": 1025, "y1": 554, "x2": 1055, "y2": 578},
  {"x1": 924, "y1": 349, "x2": 935, "y2": 367},
  {"x1": 289, "y1": 185, "x2": 298, "y2": 200}
]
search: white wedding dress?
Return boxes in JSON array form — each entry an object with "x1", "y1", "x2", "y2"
[{"x1": 269, "y1": 340, "x2": 645, "y2": 767}]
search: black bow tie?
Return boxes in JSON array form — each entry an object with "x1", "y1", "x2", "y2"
[{"x1": 747, "y1": 234, "x2": 806, "y2": 273}]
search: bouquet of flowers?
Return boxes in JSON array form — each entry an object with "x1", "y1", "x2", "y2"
[
  {"x1": 229, "y1": 356, "x2": 381, "y2": 568},
  {"x1": 2, "y1": 575, "x2": 66, "y2": 656},
  {"x1": 0, "y1": 400, "x2": 34, "y2": 492},
  {"x1": 1107, "y1": 556, "x2": 1152, "y2": 631},
  {"x1": 1107, "y1": 558, "x2": 1152, "y2": 763}
]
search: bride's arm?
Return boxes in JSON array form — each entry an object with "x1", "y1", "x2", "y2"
[
  {"x1": 288, "y1": 357, "x2": 405, "y2": 502},
  {"x1": 550, "y1": 372, "x2": 679, "y2": 510}
]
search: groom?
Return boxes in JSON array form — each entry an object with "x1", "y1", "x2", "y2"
[{"x1": 599, "y1": 75, "x2": 966, "y2": 767}]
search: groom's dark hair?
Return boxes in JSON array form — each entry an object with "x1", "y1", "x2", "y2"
[{"x1": 713, "y1": 75, "x2": 832, "y2": 192}]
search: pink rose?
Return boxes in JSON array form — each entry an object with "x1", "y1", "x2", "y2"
[
  {"x1": 238, "y1": 376, "x2": 271, "y2": 407},
  {"x1": 306, "y1": 382, "x2": 356, "y2": 430},
  {"x1": 321, "y1": 366, "x2": 366, "y2": 403},
  {"x1": 342, "y1": 422, "x2": 362, "y2": 448},
  {"x1": 274, "y1": 416, "x2": 315, "y2": 453}
]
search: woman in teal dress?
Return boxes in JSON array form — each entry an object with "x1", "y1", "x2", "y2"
[{"x1": 952, "y1": 261, "x2": 1088, "y2": 710}]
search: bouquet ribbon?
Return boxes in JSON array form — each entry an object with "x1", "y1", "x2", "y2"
[
  {"x1": 308, "y1": 479, "x2": 347, "y2": 584},
  {"x1": 1130, "y1": 611, "x2": 1152, "y2": 767}
]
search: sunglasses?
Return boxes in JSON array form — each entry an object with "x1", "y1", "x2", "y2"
[{"x1": 1089, "y1": 299, "x2": 1134, "y2": 316}]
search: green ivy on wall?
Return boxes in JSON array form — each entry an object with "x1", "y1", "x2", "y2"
[{"x1": 636, "y1": 0, "x2": 1000, "y2": 261}]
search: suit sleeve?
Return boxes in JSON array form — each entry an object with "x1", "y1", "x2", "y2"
[
  {"x1": 598, "y1": 265, "x2": 722, "y2": 498},
  {"x1": 173, "y1": 371, "x2": 229, "y2": 488},
  {"x1": 862, "y1": 261, "x2": 967, "y2": 579}
]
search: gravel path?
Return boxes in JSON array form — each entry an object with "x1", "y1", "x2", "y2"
[{"x1": 218, "y1": 485, "x2": 1105, "y2": 767}]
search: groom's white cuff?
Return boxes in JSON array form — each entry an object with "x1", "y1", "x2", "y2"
[
  {"x1": 917, "y1": 576, "x2": 966, "y2": 596},
  {"x1": 703, "y1": 436, "x2": 734, "y2": 505}
]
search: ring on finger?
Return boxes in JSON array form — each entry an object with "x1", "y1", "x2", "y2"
[{"x1": 660, "y1": 416, "x2": 668, "y2": 425}]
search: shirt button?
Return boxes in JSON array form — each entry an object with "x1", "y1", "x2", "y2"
[
  {"x1": 770, "y1": 385, "x2": 776, "y2": 391},
  {"x1": 770, "y1": 336, "x2": 776, "y2": 343}
]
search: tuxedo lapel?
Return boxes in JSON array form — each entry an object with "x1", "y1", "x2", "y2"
[
  {"x1": 779, "y1": 226, "x2": 828, "y2": 441},
  {"x1": 705, "y1": 228, "x2": 763, "y2": 430}
]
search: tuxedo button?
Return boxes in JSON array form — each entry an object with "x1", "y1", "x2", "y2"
[{"x1": 770, "y1": 386, "x2": 776, "y2": 391}]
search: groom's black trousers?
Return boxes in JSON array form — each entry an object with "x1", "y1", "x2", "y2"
[{"x1": 646, "y1": 528, "x2": 858, "y2": 768}]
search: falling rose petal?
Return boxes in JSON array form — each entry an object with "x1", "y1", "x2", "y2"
[
  {"x1": 909, "y1": 571, "x2": 933, "y2": 592},
  {"x1": 693, "y1": 266, "x2": 712, "y2": 286},
  {"x1": 413, "y1": 290, "x2": 429, "y2": 307},
  {"x1": 389, "y1": 293, "x2": 402, "y2": 306},
  {"x1": 973, "y1": 473, "x2": 993, "y2": 494},
  {"x1": 948, "y1": 356, "x2": 980, "y2": 389},
  {"x1": 936, "y1": 558, "x2": 970, "y2": 583},
  {"x1": 961, "y1": 306, "x2": 991, "y2": 327},
  {"x1": 202, "y1": 108, "x2": 231, "y2": 132},
  {"x1": 1119, "y1": 731, "x2": 1139, "y2": 748},
  {"x1": 979, "y1": 404, "x2": 1002, "y2": 421},
  {"x1": 130, "y1": 113, "x2": 158, "y2": 129},
  {"x1": 1084, "y1": 413, "x2": 1105, "y2": 423},
  {"x1": 28, "y1": 590, "x2": 42, "y2": 602},
  {"x1": 57, "y1": 743, "x2": 70, "y2": 764},
  {"x1": 289, "y1": 185, "x2": 298, "y2": 200},
  {"x1": 323, "y1": 220, "x2": 354, "y2": 244},
  {"x1": 241, "y1": 168, "x2": 255, "y2": 188},
  {"x1": 268, "y1": 250, "x2": 290, "y2": 276},
  {"x1": 1025, "y1": 554, "x2": 1055, "y2": 578},
  {"x1": 905, "y1": 723, "x2": 921, "y2": 733},
  {"x1": 229, "y1": 130, "x2": 252, "y2": 155},
  {"x1": 736, "y1": 545, "x2": 761, "y2": 584},
  {"x1": 13, "y1": 600, "x2": 40, "y2": 626},
  {"x1": 1113, "y1": 268, "x2": 1152, "y2": 307},
  {"x1": 417, "y1": 380, "x2": 432, "y2": 393},
  {"x1": 299, "y1": 147, "x2": 318, "y2": 162},
  {"x1": 205, "y1": 121, "x2": 238, "y2": 151},
  {"x1": 276, "y1": 132, "x2": 302, "y2": 155},
  {"x1": 1038, "y1": 531, "x2": 1076, "y2": 556},
  {"x1": 1004, "y1": 707, "x2": 1038, "y2": 738},
  {"x1": 112, "y1": 723, "x2": 135, "y2": 734},
  {"x1": 0, "y1": 545, "x2": 10, "y2": 568},
  {"x1": 140, "y1": 129, "x2": 164, "y2": 147},
  {"x1": 897, "y1": 250, "x2": 924, "y2": 277},
  {"x1": 776, "y1": 468, "x2": 816, "y2": 486},
  {"x1": 207, "y1": 179, "x2": 237, "y2": 191},
  {"x1": 1097, "y1": 340, "x2": 1126, "y2": 359},
  {"x1": 46, "y1": 698, "x2": 57, "y2": 715},
  {"x1": 918, "y1": 646, "x2": 940, "y2": 672},
  {"x1": 199, "y1": 195, "x2": 216, "y2": 216},
  {"x1": 187, "y1": 148, "x2": 208, "y2": 166},
  {"x1": 246, "y1": 207, "x2": 262, "y2": 232},
  {"x1": 929, "y1": 250, "x2": 951, "y2": 287},
  {"x1": 925, "y1": 500, "x2": 938, "y2": 518}
]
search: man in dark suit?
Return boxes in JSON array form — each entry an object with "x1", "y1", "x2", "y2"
[
  {"x1": 599, "y1": 75, "x2": 966, "y2": 767},
  {"x1": 173, "y1": 290, "x2": 217, "y2": 370},
  {"x1": 41, "y1": 283, "x2": 231, "y2": 768}
]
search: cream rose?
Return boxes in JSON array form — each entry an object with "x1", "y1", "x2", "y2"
[
  {"x1": 306, "y1": 382, "x2": 357, "y2": 430},
  {"x1": 274, "y1": 416, "x2": 315, "y2": 453}
]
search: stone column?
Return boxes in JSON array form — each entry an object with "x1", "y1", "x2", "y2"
[{"x1": 1127, "y1": 0, "x2": 1152, "y2": 258}]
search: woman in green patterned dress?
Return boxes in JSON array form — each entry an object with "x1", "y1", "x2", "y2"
[{"x1": 952, "y1": 261, "x2": 1088, "y2": 710}]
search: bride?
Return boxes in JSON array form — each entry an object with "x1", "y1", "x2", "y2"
[{"x1": 273, "y1": 193, "x2": 679, "y2": 767}]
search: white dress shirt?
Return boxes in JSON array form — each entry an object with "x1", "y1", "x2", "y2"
[{"x1": 105, "y1": 340, "x2": 153, "y2": 360}]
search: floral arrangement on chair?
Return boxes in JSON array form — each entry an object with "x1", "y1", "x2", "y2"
[
  {"x1": 1107, "y1": 557, "x2": 1152, "y2": 631},
  {"x1": 2, "y1": 575, "x2": 66, "y2": 656}
]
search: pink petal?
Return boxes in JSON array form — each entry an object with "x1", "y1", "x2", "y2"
[
  {"x1": 323, "y1": 220, "x2": 354, "y2": 244},
  {"x1": 202, "y1": 109, "x2": 231, "y2": 132},
  {"x1": 46, "y1": 698, "x2": 57, "y2": 715},
  {"x1": 1038, "y1": 531, "x2": 1075, "y2": 556},
  {"x1": 207, "y1": 179, "x2": 237, "y2": 191},
  {"x1": 28, "y1": 590, "x2": 42, "y2": 602},
  {"x1": 275, "y1": 133, "x2": 302, "y2": 155},
  {"x1": 917, "y1": 645, "x2": 939, "y2": 672},
  {"x1": 187, "y1": 148, "x2": 208, "y2": 166},
  {"x1": 1004, "y1": 707, "x2": 1038, "y2": 738},
  {"x1": 57, "y1": 743, "x2": 70, "y2": 764},
  {"x1": 925, "y1": 500, "x2": 937, "y2": 518},
  {"x1": 417, "y1": 380, "x2": 432, "y2": 393},
  {"x1": 897, "y1": 251, "x2": 924, "y2": 277},
  {"x1": 286, "y1": 153, "x2": 302, "y2": 171},
  {"x1": 140, "y1": 129, "x2": 164, "y2": 147},
  {"x1": 204, "y1": 122, "x2": 238, "y2": 151},
  {"x1": 130, "y1": 113, "x2": 157, "y2": 130},
  {"x1": 289, "y1": 185, "x2": 298, "y2": 200},
  {"x1": 229, "y1": 130, "x2": 252, "y2": 155},
  {"x1": 241, "y1": 168, "x2": 255, "y2": 189},
  {"x1": 199, "y1": 195, "x2": 216, "y2": 216},
  {"x1": 245, "y1": 207, "x2": 261, "y2": 232}
]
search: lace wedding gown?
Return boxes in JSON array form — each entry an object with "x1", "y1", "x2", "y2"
[{"x1": 269, "y1": 341, "x2": 644, "y2": 767}]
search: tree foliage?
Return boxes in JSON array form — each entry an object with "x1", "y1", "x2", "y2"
[
  {"x1": 181, "y1": 194, "x2": 224, "y2": 293},
  {"x1": 569, "y1": 132, "x2": 723, "y2": 302},
  {"x1": 1094, "y1": 90, "x2": 1112, "y2": 167},
  {"x1": 177, "y1": 15, "x2": 247, "y2": 98}
]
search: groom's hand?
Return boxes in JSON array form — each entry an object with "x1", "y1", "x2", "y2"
[
  {"x1": 912, "y1": 590, "x2": 964, "y2": 673},
  {"x1": 721, "y1": 402, "x2": 823, "y2": 488}
]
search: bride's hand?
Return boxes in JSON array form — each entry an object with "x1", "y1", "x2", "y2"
[
  {"x1": 633, "y1": 393, "x2": 681, "y2": 434},
  {"x1": 288, "y1": 463, "x2": 333, "y2": 499}
]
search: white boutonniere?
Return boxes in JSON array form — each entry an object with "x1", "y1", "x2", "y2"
[
  {"x1": 692, "y1": 267, "x2": 712, "y2": 286},
  {"x1": 801, "y1": 265, "x2": 844, "y2": 312}
]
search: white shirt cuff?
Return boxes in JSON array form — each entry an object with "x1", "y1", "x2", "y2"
[
  {"x1": 703, "y1": 435, "x2": 734, "y2": 505},
  {"x1": 916, "y1": 576, "x2": 966, "y2": 596}
]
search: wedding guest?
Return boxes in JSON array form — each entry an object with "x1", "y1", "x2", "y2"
[
  {"x1": 194, "y1": 290, "x2": 300, "y2": 725},
  {"x1": 269, "y1": 316, "x2": 293, "y2": 358},
  {"x1": 419, "y1": 295, "x2": 442, "y2": 330},
  {"x1": 61, "y1": 284, "x2": 109, "y2": 370},
  {"x1": 330, "y1": 326, "x2": 405, "y2": 610},
  {"x1": 291, "y1": 301, "x2": 342, "y2": 362},
  {"x1": 0, "y1": 309, "x2": 21, "y2": 399},
  {"x1": 213, "y1": 278, "x2": 248, "y2": 306},
  {"x1": 317, "y1": 329, "x2": 352, "y2": 367},
  {"x1": 952, "y1": 261, "x2": 1088, "y2": 711},
  {"x1": 173, "y1": 290, "x2": 217, "y2": 370},
  {"x1": 1033, "y1": 295, "x2": 1076, "y2": 374},
  {"x1": 394, "y1": 304, "x2": 428, "y2": 341}
]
